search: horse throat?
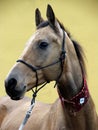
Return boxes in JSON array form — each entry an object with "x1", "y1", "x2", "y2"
[
  {"x1": 57, "y1": 68, "x2": 83, "y2": 100},
  {"x1": 57, "y1": 41, "x2": 83, "y2": 100},
  {"x1": 57, "y1": 56, "x2": 86, "y2": 114}
]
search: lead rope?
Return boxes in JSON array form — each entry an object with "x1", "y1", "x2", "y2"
[
  {"x1": 18, "y1": 96, "x2": 35, "y2": 130},
  {"x1": 18, "y1": 70, "x2": 48, "y2": 130},
  {"x1": 18, "y1": 83, "x2": 48, "y2": 130}
]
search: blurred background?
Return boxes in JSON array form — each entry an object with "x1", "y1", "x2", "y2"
[{"x1": 0, "y1": 0, "x2": 98, "y2": 112}]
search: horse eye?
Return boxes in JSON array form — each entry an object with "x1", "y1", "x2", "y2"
[{"x1": 39, "y1": 42, "x2": 49, "y2": 49}]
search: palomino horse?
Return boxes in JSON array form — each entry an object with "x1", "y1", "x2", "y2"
[{"x1": 0, "y1": 4, "x2": 98, "y2": 130}]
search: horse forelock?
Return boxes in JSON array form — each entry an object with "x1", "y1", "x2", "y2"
[{"x1": 37, "y1": 21, "x2": 49, "y2": 29}]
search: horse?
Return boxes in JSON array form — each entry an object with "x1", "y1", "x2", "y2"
[{"x1": 0, "y1": 4, "x2": 98, "y2": 130}]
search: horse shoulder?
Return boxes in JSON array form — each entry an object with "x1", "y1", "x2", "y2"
[
  {"x1": 0, "y1": 97, "x2": 66, "y2": 130},
  {"x1": 0, "y1": 96, "x2": 31, "y2": 129},
  {"x1": 0, "y1": 103, "x2": 7, "y2": 127},
  {"x1": 0, "y1": 96, "x2": 52, "y2": 130}
]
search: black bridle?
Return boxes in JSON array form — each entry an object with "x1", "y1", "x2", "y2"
[
  {"x1": 17, "y1": 30, "x2": 66, "y2": 130},
  {"x1": 17, "y1": 30, "x2": 66, "y2": 98}
]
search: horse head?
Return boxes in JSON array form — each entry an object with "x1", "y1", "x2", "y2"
[{"x1": 5, "y1": 5, "x2": 75, "y2": 100}]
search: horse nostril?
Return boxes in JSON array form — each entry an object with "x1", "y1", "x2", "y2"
[{"x1": 5, "y1": 78, "x2": 17, "y2": 90}]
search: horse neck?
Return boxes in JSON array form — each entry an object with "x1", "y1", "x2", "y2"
[{"x1": 55, "y1": 36, "x2": 98, "y2": 129}]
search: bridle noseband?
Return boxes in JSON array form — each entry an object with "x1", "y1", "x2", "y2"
[{"x1": 17, "y1": 30, "x2": 66, "y2": 92}]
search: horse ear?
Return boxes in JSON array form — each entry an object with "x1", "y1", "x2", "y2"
[
  {"x1": 35, "y1": 8, "x2": 44, "y2": 27},
  {"x1": 46, "y1": 4, "x2": 55, "y2": 27}
]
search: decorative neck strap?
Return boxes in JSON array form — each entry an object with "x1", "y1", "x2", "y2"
[{"x1": 58, "y1": 77, "x2": 89, "y2": 112}]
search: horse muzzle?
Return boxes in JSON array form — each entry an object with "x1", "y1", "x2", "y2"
[{"x1": 5, "y1": 77, "x2": 26, "y2": 100}]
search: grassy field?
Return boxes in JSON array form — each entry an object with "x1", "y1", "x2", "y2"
[{"x1": 0, "y1": 0, "x2": 98, "y2": 112}]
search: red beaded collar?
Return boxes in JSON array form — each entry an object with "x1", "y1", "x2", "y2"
[{"x1": 58, "y1": 78, "x2": 89, "y2": 112}]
